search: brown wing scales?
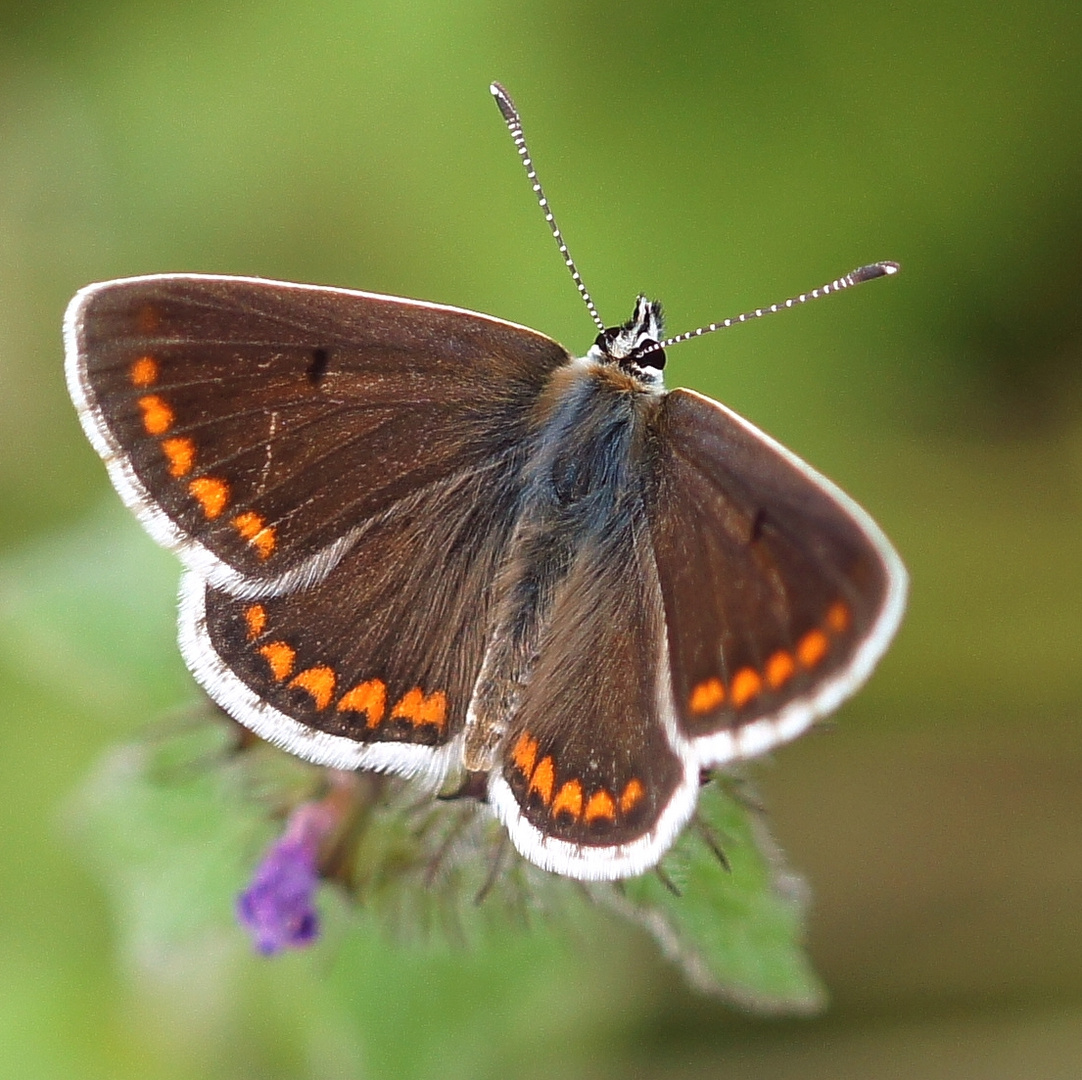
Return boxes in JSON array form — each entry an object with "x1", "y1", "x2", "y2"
[
  {"x1": 71, "y1": 276, "x2": 570, "y2": 584},
  {"x1": 647, "y1": 388, "x2": 899, "y2": 742}
]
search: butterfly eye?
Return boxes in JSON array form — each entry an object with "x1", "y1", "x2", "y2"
[{"x1": 633, "y1": 343, "x2": 666, "y2": 370}]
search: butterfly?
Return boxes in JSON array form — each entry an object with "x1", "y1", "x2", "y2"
[{"x1": 64, "y1": 83, "x2": 906, "y2": 880}]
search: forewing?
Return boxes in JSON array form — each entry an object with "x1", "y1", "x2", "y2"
[
  {"x1": 181, "y1": 460, "x2": 526, "y2": 784},
  {"x1": 65, "y1": 274, "x2": 570, "y2": 594},
  {"x1": 489, "y1": 506, "x2": 698, "y2": 880},
  {"x1": 646, "y1": 388, "x2": 907, "y2": 764}
]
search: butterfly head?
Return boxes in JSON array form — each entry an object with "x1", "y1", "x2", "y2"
[{"x1": 587, "y1": 295, "x2": 667, "y2": 387}]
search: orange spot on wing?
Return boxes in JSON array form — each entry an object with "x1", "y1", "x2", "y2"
[
  {"x1": 528, "y1": 757, "x2": 555, "y2": 805},
  {"x1": 243, "y1": 604, "x2": 266, "y2": 640},
  {"x1": 232, "y1": 511, "x2": 277, "y2": 559},
  {"x1": 337, "y1": 679, "x2": 387, "y2": 727},
  {"x1": 730, "y1": 667, "x2": 763, "y2": 708},
  {"x1": 258, "y1": 641, "x2": 295, "y2": 681},
  {"x1": 137, "y1": 394, "x2": 173, "y2": 435},
  {"x1": 129, "y1": 356, "x2": 158, "y2": 387},
  {"x1": 289, "y1": 666, "x2": 336, "y2": 710},
  {"x1": 137, "y1": 303, "x2": 160, "y2": 332},
  {"x1": 552, "y1": 779, "x2": 583, "y2": 820},
  {"x1": 689, "y1": 677, "x2": 725, "y2": 714},
  {"x1": 391, "y1": 687, "x2": 448, "y2": 732},
  {"x1": 188, "y1": 476, "x2": 230, "y2": 519},
  {"x1": 584, "y1": 789, "x2": 616, "y2": 824},
  {"x1": 797, "y1": 629, "x2": 829, "y2": 669},
  {"x1": 160, "y1": 436, "x2": 195, "y2": 477},
  {"x1": 511, "y1": 732, "x2": 538, "y2": 777},
  {"x1": 826, "y1": 601, "x2": 850, "y2": 634},
  {"x1": 765, "y1": 650, "x2": 796, "y2": 690},
  {"x1": 619, "y1": 778, "x2": 644, "y2": 813}
]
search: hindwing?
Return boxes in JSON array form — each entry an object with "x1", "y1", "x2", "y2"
[
  {"x1": 183, "y1": 461, "x2": 527, "y2": 784},
  {"x1": 489, "y1": 493, "x2": 697, "y2": 879}
]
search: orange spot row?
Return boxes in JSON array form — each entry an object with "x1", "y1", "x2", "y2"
[
  {"x1": 512, "y1": 732, "x2": 539, "y2": 776},
  {"x1": 528, "y1": 756, "x2": 555, "y2": 803},
  {"x1": 244, "y1": 604, "x2": 266, "y2": 640},
  {"x1": 619, "y1": 778, "x2": 644, "y2": 813},
  {"x1": 687, "y1": 600, "x2": 853, "y2": 716},
  {"x1": 231, "y1": 510, "x2": 277, "y2": 559},
  {"x1": 796, "y1": 629, "x2": 829, "y2": 669},
  {"x1": 161, "y1": 436, "x2": 195, "y2": 477},
  {"x1": 689, "y1": 677, "x2": 725, "y2": 714},
  {"x1": 389, "y1": 687, "x2": 447, "y2": 731},
  {"x1": 551, "y1": 778, "x2": 583, "y2": 818},
  {"x1": 131, "y1": 353, "x2": 279, "y2": 561},
  {"x1": 137, "y1": 394, "x2": 173, "y2": 436},
  {"x1": 259, "y1": 640, "x2": 296, "y2": 681},
  {"x1": 826, "y1": 601, "x2": 850, "y2": 634},
  {"x1": 291, "y1": 670, "x2": 447, "y2": 732},
  {"x1": 511, "y1": 730, "x2": 644, "y2": 825},
  {"x1": 137, "y1": 303, "x2": 160, "y2": 333},
  {"x1": 289, "y1": 665, "x2": 336, "y2": 711},
  {"x1": 188, "y1": 476, "x2": 230, "y2": 519},
  {"x1": 765, "y1": 649, "x2": 796, "y2": 689},
  {"x1": 338, "y1": 679, "x2": 387, "y2": 727},
  {"x1": 338, "y1": 684, "x2": 442, "y2": 730},
  {"x1": 244, "y1": 603, "x2": 446, "y2": 731},
  {"x1": 129, "y1": 355, "x2": 158, "y2": 388},
  {"x1": 730, "y1": 668, "x2": 762, "y2": 708},
  {"x1": 584, "y1": 788, "x2": 616, "y2": 824}
]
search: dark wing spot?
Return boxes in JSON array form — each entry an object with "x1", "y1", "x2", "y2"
[
  {"x1": 750, "y1": 507, "x2": 768, "y2": 544},
  {"x1": 306, "y1": 347, "x2": 330, "y2": 385}
]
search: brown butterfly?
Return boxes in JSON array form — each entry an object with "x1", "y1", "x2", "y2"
[{"x1": 64, "y1": 84, "x2": 906, "y2": 879}]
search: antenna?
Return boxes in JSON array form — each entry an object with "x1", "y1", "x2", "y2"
[
  {"x1": 490, "y1": 82, "x2": 605, "y2": 333},
  {"x1": 659, "y1": 262, "x2": 899, "y2": 349}
]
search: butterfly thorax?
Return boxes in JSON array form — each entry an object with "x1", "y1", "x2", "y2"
[{"x1": 585, "y1": 296, "x2": 667, "y2": 390}]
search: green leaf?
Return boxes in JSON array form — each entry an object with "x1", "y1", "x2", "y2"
[
  {"x1": 617, "y1": 780, "x2": 826, "y2": 1012},
  {"x1": 68, "y1": 718, "x2": 281, "y2": 958}
]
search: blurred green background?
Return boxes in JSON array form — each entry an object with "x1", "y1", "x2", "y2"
[{"x1": 2, "y1": 1, "x2": 1081, "y2": 1077}]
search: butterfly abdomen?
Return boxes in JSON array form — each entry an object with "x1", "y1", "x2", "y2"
[{"x1": 463, "y1": 368, "x2": 659, "y2": 769}]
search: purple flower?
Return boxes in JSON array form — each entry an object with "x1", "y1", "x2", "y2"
[{"x1": 237, "y1": 800, "x2": 338, "y2": 955}]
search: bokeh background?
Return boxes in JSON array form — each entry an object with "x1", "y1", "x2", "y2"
[{"x1": 2, "y1": 2, "x2": 1081, "y2": 1078}]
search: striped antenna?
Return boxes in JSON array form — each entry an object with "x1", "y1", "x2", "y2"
[
  {"x1": 659, "y1": 262, "x2": 900, "y2": 349},
  {"x1": 490, "y1": 82, "x2": 605, "y2": 333}
]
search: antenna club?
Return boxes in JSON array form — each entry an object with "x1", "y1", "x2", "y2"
[
  {"x1": 490, "y1": 82, "x2": 518, "y2": 124},
  {"x1": 852, "y1": 261, "x2": 900, "y2": 283}
]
